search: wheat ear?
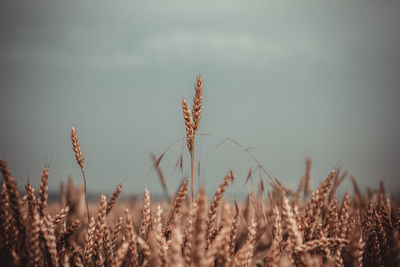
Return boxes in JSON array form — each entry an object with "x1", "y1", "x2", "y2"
[
  {"x1": 52, "y1": 205, "x2": 71, "y2": 227},
  {"x1": 192, "y1": 187, "x2": 207, "y2": 266},
  {"x1": 112, "y1": 242, "x2": 129, "y2": 267},
  {"x1": 168, "y1": 227, "x2": 185, "y2": 267},
  {"x1": 38, "y1": 165, "x2": 49, "y2": 216},
  {"x1": 71, "y1": 126, "x2": 90, "y2": 223},
  {"x1": 192, "y1": 75, "x2": 203, "y2": 134},
  {"x1": 0, "y1": 158, "x2": 26, "y2": 252},
  {"x1": 140, "y1": 188, "x2": 151, "y2": 241},
  {"x1": 41, "y1": 215, "x2": 59, "y2": 267},
  {"x1": 28, "y1": 207, "x2": 41, "y2": 267},
  {"x1": 182, "y1": 98, "x2": 195, "y2": 203},
  {"x1": 125, "y1": 208, "x2": 138, "y2": 267},
  {"x1": 152, "y1": 205, "x2": 167, "y2": 266},
  {"x1": 163, "y1": 179, "x2": 189, "y2": 239},
  {"x1": 106, "y1": 183, "x2": 122, "y2": 215},
  {"x1": 182, "y1": 75, "x2": 204, "y2": 203},
  {"x1": 25, "y1": 180, "x2": 37, "y2": 216},
  {"x1": 206, "y1": 171, "x2": 233, "y2": 248},
  {"x1": 229, "y1": 201, "x2": 240, "y2": 258},
  {"x1": 93, "y1": 194, "x2": 107, "y2": 266},
  {"x1": 84, "y1": 217, "x2": 96, "y2": 265},
  {"x1": 183, "y1": 200, "x2": 197, "y2": 266},
  {"x1": 111, "y1": 216, "x2": 123, "y2": 255},
  {"x1": 103, "y1": 226, "x2": 113, "y2": 266}
]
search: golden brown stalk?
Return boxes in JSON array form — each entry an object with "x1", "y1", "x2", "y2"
[
  {"x1": 192, "y1": 187, "x2": 207, "y2": 265},
  {"x1": 84, "y1": 217, "x2": 96, "y2": 265},
  {"x1": 71, "y1": 126, "x2": 84, "y2": 170},
  {"x1": 28, "y1": 207, "x2": 42, "y2": 267},
  {"x1": 335, "y1": 192, "x2": 351, "y2": 266},
  {"x1": 93, "y1": 194, "x2": 107, "y2": 266},
  {"x1": 0, "y1": 158, "x2": 26, "y2": 250},
  {"x1": 152, "y1": 205, "x2": 167, "y2": 266},
  {"x1": 192, "y1": 75, "x2": 203, "y2": 134},
  {"x1": 112, "y1": 242, "x2": 129, "y2": 267},
  {"x1": 183, "y1": 200, "x2": 197, "y2": 266},
  {"x1": 125, "y1": 208, "x2": 138, "y2": 267},
  {"x1": 208, "y1": 204, "x2": 231, "y2": 266},
  {"x1": 267, "y1": 206, "x2": 282, "y2": 265},
  {"x1": 106, "y1": 183, "x2": 122, "y2": 215},
  {"x1": 112, "y1": 216, "x2": 123, "y2": 255},
  {"x1": 137, "y1": 236, "x2": 151, "y2": 265},
  {"x1": 41, "y1": 215, "x2": 59, "y2": 267},
  {"x1": 338, "y1": 193, "x2": 351, "y2": 239},
  {"x1": 209, "y1": 223, "x2": 223, "y2": 246},
  {"x1": 229, "y1": 201, "x2": 240, "y2": 257},
  {"x1": 25, "y1": 180, "x2": 37, "y2": 216},
  {"x1": 163, "y1": 179, "x2": 189, "y2": 239},
  {"x1": 324, "y1": 197, "x2": 338, "y2": 238},
  {"x1": 182, "y1": 99, "x2": 194, "y2": 154},
  {"x1": 281, "y1": 194, "x2": 303, "y2": 247},
  {"x1": 181, "y1": 76, "x2": 204, "y2": 203},
  {"x1": 0, "y1": 182, "x2": 15, "y2": 250},
  {"x1": 52, "y1": 205, "x2": 71, "y2": 227},
  {"x1": 103, "y1": 226, "x2": 113, "y2": 267},
  {"x1": 140, "y1": 188, "x2": 151, "y2": 241},
  {"x1": 232, "y1": 217, "x2": 257, "y2": 267},
  {"x1": 357, "y1": 235, "x2": 365, "y2": 267},
  {"x1": 244, "y1": 217, "x2": 257, "y2": 266},
  {"x1": 295, "y1": 238, "x2": 349, "y2": 253},
  {"x1": 168, "y1": 227, "x2": 185, "y2": 267},
  {"x1": 304, "y1": 170, "x2": 336, "y2": 239},
  {"x1": 70, "y1": 126, "x2": 90, "y2": 222},
  {"x1": 57, "y1": 219, "x2": 81, "y2": 253},
  {"x1": 38, "y1": 165, "x2": 49, "y2": 216},
  {"x1": 206, "y1": 171, "x2": 233, "y2": 248},
  {"x1": 182, "y1": 98, "x2": 195, "y2": 203}
]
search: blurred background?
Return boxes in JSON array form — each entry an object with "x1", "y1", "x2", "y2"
[{"x1": 0, "y1": 1, "x2": 399, "y2": 199}]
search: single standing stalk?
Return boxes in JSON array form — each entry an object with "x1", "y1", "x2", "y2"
[
  {"x1": 182, "y1": 75, "x2": 203, "y2": 203},
  {"x1": 71, "y1": 126, "x2": 90, "y2": 223}
]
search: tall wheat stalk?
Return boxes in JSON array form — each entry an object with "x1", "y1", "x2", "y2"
[
  {"x1": 71, "y1": 126, "x2": 90, "y2": 223},
  {"x1": 182, "y1": 75, "x2": 203, "y2": 202}
]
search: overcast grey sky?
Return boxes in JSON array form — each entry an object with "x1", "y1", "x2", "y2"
[{"x1": 0, "y1": 1, "x2": 399, "y2": 198}]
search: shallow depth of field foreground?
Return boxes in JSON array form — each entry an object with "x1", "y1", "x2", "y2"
[
  {"x1": 0, "y1": 76, "x2": 399, "y2": 266},
  {"x1": 1, "y1": 159, "x2": 400, "y2": 267}
]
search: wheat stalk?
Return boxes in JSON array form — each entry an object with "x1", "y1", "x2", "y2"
[
  {"x1": 106, "y1": 183, "x2": 122, "y2": 215},
  {"x1": 38, "y1": 165, "x2": 49, "y2": 216},
  {"x1": 181, "y1": 75, "x2": 204, "y2": 202},
  {"x1": 206, "y1": 171, "x2": 233, "y2": 248},
  {"x1": 70, "y1": 126, "x2": 90, "y2": 223},
  {"x1": 163, "y1": 179, "x2": 189, "y2": 239}
]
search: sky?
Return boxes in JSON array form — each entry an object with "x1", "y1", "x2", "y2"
[{"x1": 0, "y1": 1, "x2": 399, "y2": 199}]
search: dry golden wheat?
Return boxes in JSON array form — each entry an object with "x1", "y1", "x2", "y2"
[{"x1": 0, "y1": 76, "x2": 399, "y2": 266}]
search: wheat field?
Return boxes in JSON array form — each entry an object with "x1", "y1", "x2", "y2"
[{"x1": 0, "y1": 76, "x2": 399, "y2": 266}]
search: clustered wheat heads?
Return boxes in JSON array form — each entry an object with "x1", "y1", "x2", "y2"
[
  {"x1": 181, "y1": 75, "x2": 203, "y2": 202},
  {"x1": 1, "y1": 154, "x2": 400, "y2": 267}
]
